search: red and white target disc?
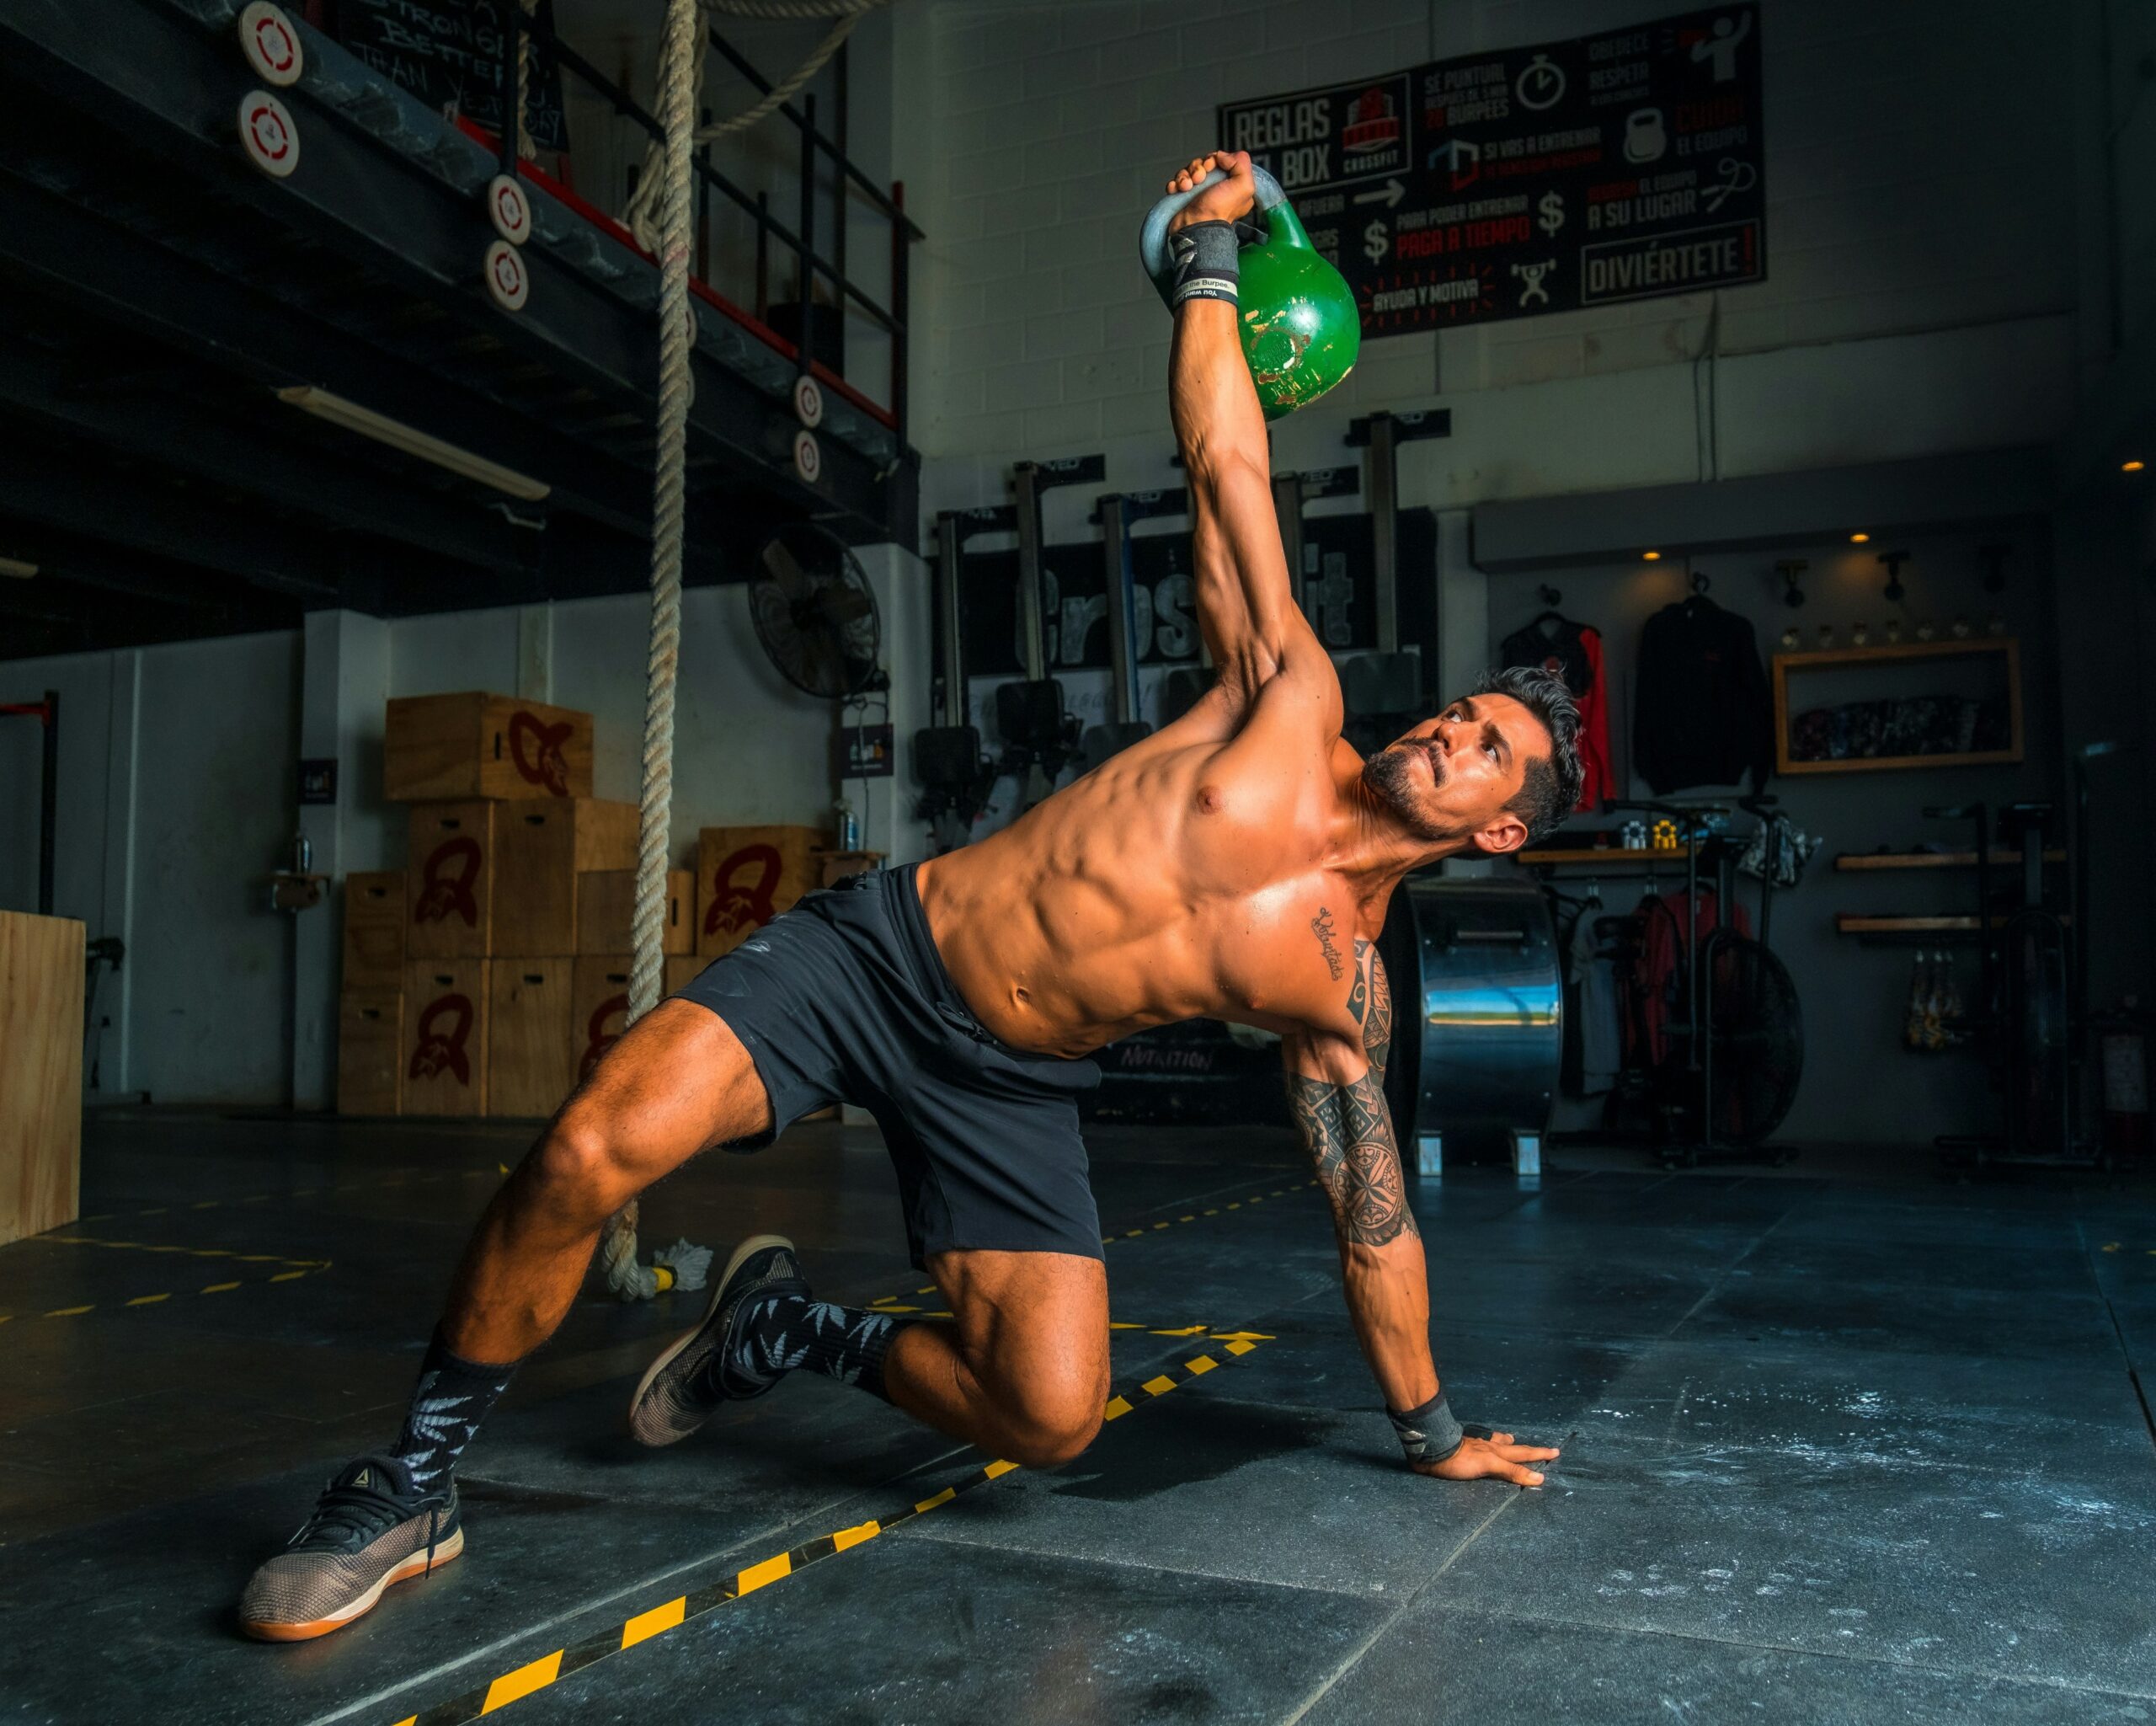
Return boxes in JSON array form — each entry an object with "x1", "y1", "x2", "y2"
[
  {"x1": 484, "y1": 239, "x2": 530, "y2": 312},
  {"x1": 238, "y1": 90, "x2": 299, "y2": 178},
  {"x1": 792, "y1": 373, "x2": 825, "y2": 429},
  {"x1": 792, "y1": 428, "x2": 822, "y2": 486},
  {"x1": 487, "y1": 174, "x2": 531, "y2": 246},
  {"x1": 238, "y1": 3, "x2": 303, "y2": 86}
]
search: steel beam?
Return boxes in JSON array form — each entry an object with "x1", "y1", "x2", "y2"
[
  {"x1": 0, "y1": 0, "x2": 912, "y2": 545},
  {"x1": 0, "y1": 342, "x2": 529, "y2": 576}
]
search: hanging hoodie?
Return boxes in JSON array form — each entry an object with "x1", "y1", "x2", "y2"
[
  {"x1": 1499, "y1": 613, "x2": 1614, "y2": 810},
  {"x1": 1632, "y1": 595, "x2": 1774, "y2": 794}
]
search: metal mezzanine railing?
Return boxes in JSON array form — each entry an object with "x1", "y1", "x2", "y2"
[{"x1": 494, "y1": 6, "x2": 921, "y2": 446}]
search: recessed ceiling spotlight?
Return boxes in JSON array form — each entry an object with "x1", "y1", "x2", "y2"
[
  {"x1": 2124, "y1": 459, "x2": 2146, "y2": 473},
  {"x1": 1641, "y1": 549, "x2": 1662, "y2": 560},
  {"x1": 1849, "y1": 532, "x2": 1871, "y2": 543}
]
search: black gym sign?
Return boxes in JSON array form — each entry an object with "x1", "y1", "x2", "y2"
[{"x1": 1219, "y1": 3, "x2": 1765, "y2": 335}]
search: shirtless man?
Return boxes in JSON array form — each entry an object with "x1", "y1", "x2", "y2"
[{"x1": 239, "y1": 149, "x2": 1579, "y2": 1643}]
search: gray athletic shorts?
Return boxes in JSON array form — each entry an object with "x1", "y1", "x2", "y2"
[{"x1": 675, "y1": 864, "x2": 1104, "y2": 1269}]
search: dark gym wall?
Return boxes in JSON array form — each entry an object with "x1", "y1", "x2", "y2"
[{"x1": 1486, "y1": 528, "x2": 2063, "y2": 1147}]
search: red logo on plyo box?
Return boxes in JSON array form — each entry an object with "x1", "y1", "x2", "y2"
[
  {"x1": 580, "y1": 992, "x2": 630, "y2": 1081},
  {"x1": 507, "y1": 711, "x2": 573, "y2": 795},
  {"x1": 409, "y1": 995, "x2": 475, "y2": 1085},
  {"x1": 704, "y1": 845, "x2": 782, "y2": 938},
  {"x1": 414, "y1": 836, "x2": 483, "y2": 927}
]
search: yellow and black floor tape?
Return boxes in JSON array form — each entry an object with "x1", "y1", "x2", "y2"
[
  {"x1": 388, "y1": 1329, "x2": 1275, "y2": 1726},
  {"x1": 0, "y1": 1259, "x2": 334, "y2": 1324}
]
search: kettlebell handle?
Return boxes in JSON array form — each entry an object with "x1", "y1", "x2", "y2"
[{"x1": 1138, "y1": 163, "x2": 1290, "y2": 289}]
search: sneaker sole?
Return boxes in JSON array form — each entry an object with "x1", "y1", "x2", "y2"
[
  {"x1": 239, "y1": 1525, "x2": 465, "y2": 1643},
  {"x1": 627, "y1": 1232, "x2": 794, "y2": 1445}
]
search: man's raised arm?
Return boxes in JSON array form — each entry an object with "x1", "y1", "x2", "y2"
[
  {"x1": 1283, "y1": 940, "x2": 1557, "y2": 1485},
  {"x1": 1161, "y1": 152, "x2": 1335, "y2": 723}
]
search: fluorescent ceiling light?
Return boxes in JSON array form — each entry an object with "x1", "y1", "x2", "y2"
[
  {"x1": 0, "y1": 555, "x2": 36, "y2": 579},
  {"x1": 275, "y1": 386, "x2": 551, "y2": 501}
]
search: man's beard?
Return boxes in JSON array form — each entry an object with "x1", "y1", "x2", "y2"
[{"x1": 1362, "y1": 743, "x2": 1464, "y2": 844}]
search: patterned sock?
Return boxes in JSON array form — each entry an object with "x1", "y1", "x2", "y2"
[
  {"x1": 390, "y1": 1329, "x2": 519, "y2": 1493},
  {"x1": 712, "y1": 1293, "x2": 914, "y2": 1403}
]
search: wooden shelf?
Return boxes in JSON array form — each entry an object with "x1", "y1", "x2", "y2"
[
  {"x1": 1517, "y1": 847, "x2": 1672, "y2": 865},
  {"x1": 1772, "y1": 636, "x2": 2022, "y2": 777},
  {"x1": 1773, "y1": 639, "x2": 2015, "y2": 671},
  {"x1": 1837, "y1": 914, "x2": 1978, "y2": 934},
  {"x1": 1835, "y1": 912, "x2": 2071, "y2": 935},
  {"x1": 1834, "y1": 849, "x2": 2066, "y2": 872}
]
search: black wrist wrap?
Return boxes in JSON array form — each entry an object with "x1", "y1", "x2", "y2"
[
  {"x1": 1167, "y1": 219, "x2": 1243, "y2": 307},
  {"x1": 1388, "y1": 1392, "x2": 1466, "y2": 1466}
]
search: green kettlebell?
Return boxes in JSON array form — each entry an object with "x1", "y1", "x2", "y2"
[{"x1": 1139, "y1": 164, "x2": 1361, "y2": 420}]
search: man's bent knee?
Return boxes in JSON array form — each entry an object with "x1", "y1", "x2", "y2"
[
  {"x1": 530, "y1": 1115, "x2": 642, "y2": 1226},
  {"x1": 998, "y1": 1381, "x2": 1107, "y2": 1469}
]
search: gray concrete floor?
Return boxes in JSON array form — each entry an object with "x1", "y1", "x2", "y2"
[{"x1": 2, "y1": 1113, "x2": 2153, "y2": 1725}]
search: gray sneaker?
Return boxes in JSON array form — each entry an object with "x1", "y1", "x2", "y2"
[
  {"x1": 628, "y1": 1234, "x2": 804, "y2": 1447},
  {"x1": 238, "y1": 1456, "x2": 461, "y2": 1642}
]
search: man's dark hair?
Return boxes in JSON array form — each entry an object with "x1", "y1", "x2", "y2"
[{"x1": 1473, "y1": 664, "x2": 1583, "y2": 844}]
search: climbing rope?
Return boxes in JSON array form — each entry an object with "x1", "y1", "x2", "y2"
[
  {"x1": 622, "y1": 0, "x2": 889, "y2": 252},
  {"x1": 514, "y1": 0, "x2": 539, "y2": 160},
  {"x1": 597, "y1": 0, "x2": 883, "y2": 1297},
  {"x1": 599, "y1": 0, "x2": 706, "y2": 1301}
]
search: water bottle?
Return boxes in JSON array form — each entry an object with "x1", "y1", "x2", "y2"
[{"x1": 1904, "y1": 950, "x2": 1932, "y2": 1051}]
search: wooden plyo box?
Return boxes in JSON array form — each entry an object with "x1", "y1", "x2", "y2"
[
  {"x1": 494, "y1": 799, "x2": 639, "y2": 956},
  {"x1": 488, "y1": 959, "x2": 576, "y2": 1119},
  {"x1": 819, "y1": 850, "x2": 884, "y2": 888},
  {"x1": 566, "y1": 956, "x2": 712, "y2": 1083},
  {"x1": 696, "y1": 825, "x2": 823, "y2": 959},
  {"x1": 571, "y1": 955, "x2": 637, "y2": 1087},
  {"x1": 337, "y1": 989, "x2": 403, "y2": 1115},
  {"x1": 342, "y1": 870, "x2": 406, "y2": 988},
  {"x1": 575, "y1": 868, "x2": 693, "y2": 955},
  {"x1": 405, "y1": 803, "x2": 496, "y2": 959},
  {"x1": 1, "y1": 911, "x2": 83, "y2": 1245},
  {"x1": 384, "y1": 692, "x2": 595, "y2": 803},
  {"x1": 403, "y1": 959, "x2": 492, "y2": 1116}
]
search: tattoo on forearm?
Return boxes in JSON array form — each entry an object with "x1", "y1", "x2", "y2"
[
  {"x1": 1310, "y1": 907, "x2": 1345, "y2": 981},
  {"x1": 1358, "y1": 943, "x2": 1393, "y2": 1082},
  {"x1": 1285, "y1": 1070, "x2": 1417, "y2": 1246}
]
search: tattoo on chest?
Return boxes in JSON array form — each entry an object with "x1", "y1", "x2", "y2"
[
  {"x1": 1310, "y1": 906, "x2": 1345, "y2": 981},
  {"x1": 1285, "y1": 1070, "x2": 1415, "y2": 1247}
]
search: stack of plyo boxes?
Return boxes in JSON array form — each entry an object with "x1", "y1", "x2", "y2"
[
  {"x1": 337, "y1": 692, "x2": 838, "y2": 1117},
  {"x1": 336, "y1": 691, "x2": 656, "y2": 1119}
]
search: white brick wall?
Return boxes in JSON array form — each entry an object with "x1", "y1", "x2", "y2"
[{"x1": 906, "y1": 0, "x2": 2086, "y2": 486}]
